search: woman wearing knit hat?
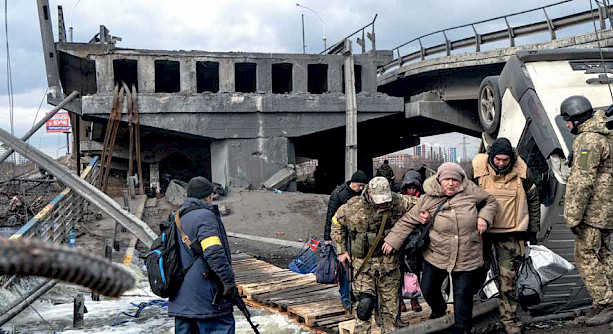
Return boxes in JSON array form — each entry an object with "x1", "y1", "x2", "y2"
[{"x1": 383, "y1": 162, "x2": 499, "y2": 334}]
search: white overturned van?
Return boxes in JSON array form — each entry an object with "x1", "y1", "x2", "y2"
[{"x1": 477, "y1": 49, "x2": 613, "y2": 310}]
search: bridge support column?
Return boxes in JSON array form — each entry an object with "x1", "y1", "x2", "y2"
[{"x1": 211, "y1": 137, "x2": 296, "y2": 189}]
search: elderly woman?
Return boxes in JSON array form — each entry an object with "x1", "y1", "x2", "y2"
[{"x1": 382, "y1": 162, "x2": 499, "y2": 334}]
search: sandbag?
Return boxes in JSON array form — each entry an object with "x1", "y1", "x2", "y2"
[{"x1": 528, "y1": 244, "x2": 574, "y2": 285}]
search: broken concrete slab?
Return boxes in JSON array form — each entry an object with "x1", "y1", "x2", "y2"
[
  {"x1": 165, "y1": 180, "x2": 187, "y2": 206},
  {"x1": 262, "y1": 167, "x2": 296, "y2": 190}
]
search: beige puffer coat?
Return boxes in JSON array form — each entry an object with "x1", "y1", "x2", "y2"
[{"x1": 384, "y1": 176, "x2": 499, "y2": 272}]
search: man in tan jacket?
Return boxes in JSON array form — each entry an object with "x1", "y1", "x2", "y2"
[{"x1": 467, "y1": 137, "x2": 540, "y2": 334}]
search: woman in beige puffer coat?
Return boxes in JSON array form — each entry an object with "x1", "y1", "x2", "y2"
[{"x1": 383, "y1": 162, "x2": 499, "y2": 334}]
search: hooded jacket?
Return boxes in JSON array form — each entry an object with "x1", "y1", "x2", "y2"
[
  {"x1": 168, "y1": 198, "x2": 235, "y2": 319},
  {"x1": 324, "y1": 182, "x2": 361, "y2": 240},
  {"x1": 565, "y1": 114, "x2": 613, "y2": 229},
  {"x1": 400, "y1": 170, "x2": 424, "y2": 196},
  {"x1": 385, "y1": 176, "x2": 499, "y2": 272}
]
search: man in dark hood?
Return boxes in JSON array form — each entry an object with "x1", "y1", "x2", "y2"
[
  {"x1": 400, "y1": 170, "x2": 424, "y2": 197},
  {"x1": 467, "y1": 137, "x2": 540, "y2": 334}
]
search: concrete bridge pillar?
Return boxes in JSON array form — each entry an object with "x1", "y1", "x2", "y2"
[{"x1": 210, "y1": 137, "x2": 296, "y2": 189}]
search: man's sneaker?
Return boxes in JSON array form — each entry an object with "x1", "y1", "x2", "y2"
[
  {"x1": 586, "y1": 304, "x2": 613, "y2": 326},
  {"x1": 410, "y1": 298, "x2": 423, "y2": 312}
]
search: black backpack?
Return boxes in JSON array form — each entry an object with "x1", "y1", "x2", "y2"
[{"x1": 145, "y1": 206, "x2": 202, "y2": 298}]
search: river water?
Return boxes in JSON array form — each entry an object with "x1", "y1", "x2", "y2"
[{"x1": 0, "y1": 267, "x2": 313, "y2": 334}]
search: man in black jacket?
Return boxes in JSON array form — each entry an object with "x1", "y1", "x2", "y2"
[{"x1": 323, "y1": 170, "x2": 368, "y2": 310}]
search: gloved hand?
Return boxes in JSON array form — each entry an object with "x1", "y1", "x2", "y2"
[
  {"x1": 528, "y1": 232, "x2": 538, "y2": 245},
  {"x1": 222, "y1": 281, "x2": 237, "y2": 299}
]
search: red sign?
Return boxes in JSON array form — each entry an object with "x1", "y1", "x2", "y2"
[{"x1": 46, "y1": 111, "x2": 71, "y2": 133}]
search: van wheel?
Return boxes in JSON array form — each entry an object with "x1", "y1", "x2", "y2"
[{"x1": 478, "y1": 76, "x2": 501, "y2": 135}]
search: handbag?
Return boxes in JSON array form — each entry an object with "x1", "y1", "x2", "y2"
[
  {"x1": 316, "y1": 244, "x2": 340, "y2": 284},
  {"x1": 402, "y1": 272, "x2": 421, "y2": 299},
  {"x1": 402, "y1": 201, "x2": 447, "y2": 256}
]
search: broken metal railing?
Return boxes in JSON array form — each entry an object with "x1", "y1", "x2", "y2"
[
  {"x1": 322, "y1": 14, "x2": 377, "y2": 54},
  {"x1": 9, "y1": 156, "x2": 100, "y2": 242},
  {"x1": 380, "y1": 0, "x2": 613, "y2": 73}
]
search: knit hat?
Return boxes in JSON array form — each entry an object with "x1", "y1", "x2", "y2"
[
  {"x1": 489, "y1": 138, "x2": 513, "y2": 158},
  {"x1": 350, "y1": 170, "x2": 368, "y2": 184},
  {"x1": 488, "y1": 137, "x2": 516, "y2": 174},
  {"x1": 437, "y1": 162, "x2": 465, "y2": 182},
  {"x1": 187, "y1": 176, "x2": 214, "y2": 199}
]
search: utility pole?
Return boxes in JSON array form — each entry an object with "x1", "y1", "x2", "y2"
[
  {"x1": 461, "y1": 135, "x2": 468, "y2": 162},
  {"x1": 301, "y1": 14, "x2": 306, "y2": 54},
  {"x1": 343, "y1": 40, "x2": 357, "y2": 180},
  {"x1": 36, "y1": 0, "x2": 62, "y2": 99}
]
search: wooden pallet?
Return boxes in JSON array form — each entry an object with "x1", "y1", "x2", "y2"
[{"x1": 232, "y1": 253, "x2": 353, "y2": 332}]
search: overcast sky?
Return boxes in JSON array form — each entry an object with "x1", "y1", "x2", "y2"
[{"x1": 0, "y1": 0, "x2": 600, "y2": 158}]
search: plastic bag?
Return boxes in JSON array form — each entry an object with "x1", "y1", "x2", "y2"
[
  {"x1": 528, "y1": 244, "x2": 574, "y2": 285},
  {"x1": 316, "y1": 244, "x2": 339, "y2": 284},
  {"x1": 516, "y1": 251, "x2": 543, "y2": 307},
  {"x1": 402, "y1": 273, "x2": 421, "y2": 299}
]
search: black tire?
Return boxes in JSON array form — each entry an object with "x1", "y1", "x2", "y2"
[
  {"x1": 478, "y1": 76, "x2": 502, "y2": 135},
  {"x1": 0, "y1": 238, "x2": 135, "y2": 297}
]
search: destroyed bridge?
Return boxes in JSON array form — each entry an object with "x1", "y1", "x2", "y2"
[{"x1": 35, "y1": 0, "x2": 613, "y2": 192}]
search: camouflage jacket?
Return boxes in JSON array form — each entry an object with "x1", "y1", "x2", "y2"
[
  {"x1": 564, "y1": 113, "x2": 613, "y2": 229},
  {"x1": 331, "y1": 192, "x2": 417, "y2": 255}
]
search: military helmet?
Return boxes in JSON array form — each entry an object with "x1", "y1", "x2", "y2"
[
  {"x1": 560, "y1": 95, "x2": 593, "y2": 121},
  {"x1": 368, "y1": 176, "x2": 392, "y2": 204}
]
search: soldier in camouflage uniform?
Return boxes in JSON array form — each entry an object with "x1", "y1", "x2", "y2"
[
  {"x1": 562, "y1": 96, "x2": 613, "y2": 327},
  {"x1": 466, "y1": 137, "x2": 541, "y2": 334},
  {"x1": 331, "y1": 177, "x2": 417, "y2": 333}
]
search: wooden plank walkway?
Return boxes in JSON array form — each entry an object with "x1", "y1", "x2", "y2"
[{"x1": 232, "y1": 253, "x2": 447, "y2": 333}]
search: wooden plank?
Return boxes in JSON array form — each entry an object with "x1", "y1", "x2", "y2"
[
  {"x1": 273, "y1": 288, "x2": 339, "y2": 310},
  {"x1": 251, "y1": 282, "x2": 324, "y2": 301},
  {"x1": 242, "y1": 275, "x2": 316, "y2": 299},
  {"x1": 256, "y1": 284, "x2": 335, "y2": 305},
  {"x1": 314, "y1": 314, "x2": 354, "y2": 327},
  {"x1": 288, "y1": 300, "x2": 346, "y2": 326}
]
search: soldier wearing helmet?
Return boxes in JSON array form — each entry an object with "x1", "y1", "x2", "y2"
[
  {"x1": 331, "y1": 176, "x2": 419, "y2": 333},
  {"x1": 561, "y1": 95, "x2": 613, "y2": 326}
]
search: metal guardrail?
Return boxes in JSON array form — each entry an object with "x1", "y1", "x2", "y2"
[
  {"x1": 322, "y1": 14, "x2": 377, "y2": 54},
  {"x1": 380, "y1": 0, "x2": 613, "y2": 73},
  {"x1": 9, "y1": 156, "x2": 100, "y2": 242}
]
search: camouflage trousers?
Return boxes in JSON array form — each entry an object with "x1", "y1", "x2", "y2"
[
  {"x1": 493, "y1": 237, "x2": 524, "y2": 326},
  {"x1": 574, "y1": 224, "x2": 613, "y2": 306},
  {"x1": 352, "y1": 254, "x2": 400, "y2": 333}
]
